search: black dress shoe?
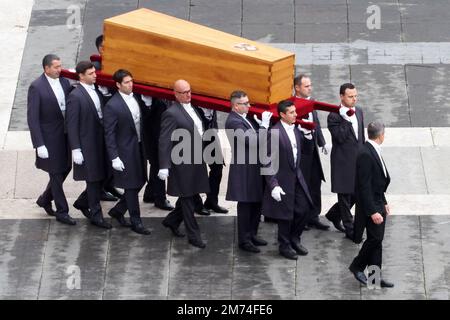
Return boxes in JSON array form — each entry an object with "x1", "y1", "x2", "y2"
[
  {"x1": 251, "y1": 236, "x2": 268, "y2": 246},
  {"x1": 73, "y1": 203, "x2": 91, "y2": 219},
  {"x1": 239, "y1": 242, "x2": 260, "y2": 253},
  {"x1": 204, "y1": 202, "x2": 228, "y2": 214},
  {"x1": 108, "y1": 208, "x2": 132, "y2": 227},
  {"x1": 155, "y1": 200, "x2": 175, "y2": 211},
  {"x1": 162, "y1": 221, "x2": 185, "y2": 237},
  {"x1": 291, "y1": 241, "x2": 308, "y2": 255},
  {"x1": 131, "y1": 223, "x2": 151, "y2": 235},
  {"x1": 100, "y1": 190, "x2": 118, "y2": 202},
  {"x1": 349, "y1": 266, "x2": 367, "y2": 285},
  {"x1": 279, "y1": 248, "x2": 298, "y2": 260},
  {"x1": 36, "y1": 200, "x2": 55, "y2": 216},
  {"x1": 188, "y1": 238, "x2": 206, "y2": 249},
  {"x1": 104, "y1": 187, "x2": 123, "y2": 199},
  {"x1": 309, "y1": 219, "x2": 330, "y2": 230},
  {"x1": 380, "y1": 279, "x2": 394, "y2": 288},
  {"x1": 325, "y1": 213, "x2": 345, "y2": 232},
  {"x1": 56, "y1": 214, "x2": 77, "y2": 226},
  {"x1": 91, "y1": 218, "x2": 112, "y2": 229},
  {"x1": 345, "y1": 231, "x2": 355, "y2": 241},
  {"x1": 195, "y1": 208, "x2": 211, "y2": 216}
]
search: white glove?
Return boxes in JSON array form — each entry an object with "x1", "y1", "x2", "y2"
[
  {"x1": 112, "y1": 157, "x2": 125, "y2": 171},
  {"x1": 261, "y1": 111, "x2": 273, "y2": 128},
  {"x1": 321, "y1": 144, "x2": 331, "y2": 155},
  {"x1": 72, "y1": 149, "x2": 84, "y2": 165},
  {"x1": 254, "y1": 111, "x2": 273, "y2": 128},
  {"x1": 141, "y1": 95, "x2": 153, "y2": 107},
  {"x1": 271, "y1": 186, "x2": 285, "y2": 202},
  {"x1": 37, "y1": 145, "x2": 49, "y2": 159},
  {"x1": 158, "y1": 168, "x2": 169, "y2": 180},
  {"x1": 339, "y1": 106, "x2": 352, "y2": 122},
  {"x1": 98, "y1": 85, "x2": 111, "y2": 97}
]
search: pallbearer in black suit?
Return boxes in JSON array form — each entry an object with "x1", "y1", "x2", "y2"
[
  {"x1": 349, "y1": 121, "x2": 393, "y2": 288},
  {"x1": 27, "y1": 54, "x2": 75, "y2": 225},
  {"x1": 293, "y1": 74, "x2": 329, "y2": 230},
  {"x1": 262, "y1": 100, "x2": 314, "y2": 260},
  {"x1": 103, "y1": 69, "x2": 151, "y2": 235},
  {"x1": 325, "y1": 83, "x2": 365, "y2": 240},
  {"x1": 225, "y1": 90, "x2": 271, "y2": 253},
  {"x1": 66, "y1": 61, "x2": 112, "y2": 229},
  {"x1": 158, "y1": 80, "x2": 210, "y2": 249}
]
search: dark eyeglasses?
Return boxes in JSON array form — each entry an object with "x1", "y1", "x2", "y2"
[{"x1": 175, "y1": 89, "x2": 191, "y2": 95}]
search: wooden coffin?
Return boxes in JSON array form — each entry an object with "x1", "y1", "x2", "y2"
[{"x1": 102, "y1": 8, "x2": 295, "y2": 104}]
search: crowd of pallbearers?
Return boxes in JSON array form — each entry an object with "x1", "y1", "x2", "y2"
[{"x1": 27, "y1": 41, "x2": 393, "y2": 286}]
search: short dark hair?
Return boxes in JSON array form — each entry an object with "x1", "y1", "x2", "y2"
[
  {"x1": 340, "y1": 83, "x2": 355, "y2": 95},
  {"x1": 277, "y1": 99, "x2": 295, "y2": 115},
  {"x1": 230, "y1": 90, "x2": 247, "y2": 104},
  {"x1": 42, "y1": 54, "x2": 60, "y2": 69},
  {"x1": 368, "y1": 121, "x2": 385, "y2": 140},
  {"x1": 75, "y1": 61, "x2": 94, "y2": 75},
  {"x1": 294, "y1": 74, "x2": 309, "y2": 87},
  {"x1": 112, "y1": 69, "x2": 133, "y2": 84},
  {"x1": 95, "y1": 35, "x2": 103, "y2": 51}
]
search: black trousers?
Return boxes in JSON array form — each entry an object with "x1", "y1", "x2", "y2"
[
  {"x1": 305, "y1": 162, "x2": 323, "y2": 222},
  {"x1": 163, "y1": 196, "x2": 201, "y2": 242},
  {"x1": 193, "y1": 163, "x2": 223, "y2": 210},
  {"x1": 351, "y1": 213, "x2": 386, "y2": 271},
  {"x1": 237, "y1": 202, "x2": 261, "y2": 246},
  {"x1": 37, "y1": 170, "x2": 70, "y2": 216},
  {"x1": 143, "y1": 161, "x2": 167, "y2": 204},
  {"x1": 111, "y1": 188, "x2": 142, "y2": 225},
  {"x1": 277, "y1": 183, "x2": 312, "y2": 250},
  {"x1": 326, "y1": 193, "x2": 356, "y2": 232},
  {"x1": 74, "y1": 181, "x2": 103, "y2": 219}
]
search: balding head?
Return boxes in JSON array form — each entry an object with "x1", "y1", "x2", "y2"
[{"x1": 173, "y1": 79, "x2": 191, "y2": 104}]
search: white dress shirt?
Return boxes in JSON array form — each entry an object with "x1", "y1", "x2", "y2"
[
  {"x1": 367, "y1": 139, "x2": 387, "y2": 177},
  {"x1": 80, "y1": 82, "x2": 102, "y2": 119},
  {"x1": 341, "y1": 104, "x2": 358, "y2": 140},
  {"x1": 45, "y1": 74, "x2": 66, "y2": 116},
  {"x1": 119, "y1": 92, "x2": 141, "y2": 142},
  {"x1": 281, "y1": 120, "x2": 298, "y2": 165},
  {"x1": 182, "y1": 103, "x2": 204, "y2": 136}
]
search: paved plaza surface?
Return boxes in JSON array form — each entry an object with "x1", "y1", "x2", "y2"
[
  {"x1": 0, "y1": 0, "x2": 450, "y2": 300},
  {"x1": 1, "y1": 215, "x2": 449, "y2": 300}
]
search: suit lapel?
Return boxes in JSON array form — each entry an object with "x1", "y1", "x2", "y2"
[
  {"x1": 41, "y1": 74, "x2": 64, "y2": 117},
  {"x1": 355, "y1": 107, "x2": 362, "y2": 141},
  {"x1": 278, "y1": 123, "x2": 296, "y2": 170},
  {"x1": 294, "y1": 127, "x2": 302, "y2": 168},
  {"x1": 79, "y1": 85, "x2": 101, "y2": 123},
  {"x1": 366, "y1": 142, "x2": 386, "y2": 178},
  {"x1": 118, "y1": 94, "x2": 139, "y2": 137},
  {"x1": 177, "y1": 102, "x2": 197, "y2": 135}
]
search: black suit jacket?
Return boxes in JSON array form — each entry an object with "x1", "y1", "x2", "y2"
[
  {"x1": 300, "y1": 110, "x2": 326, "y2": 183},
  {"x1": 66, "y1": 84, "x2": 106, "y2": 182},
  {"x1": 103, "y1": 92, "x2": 149, "y2": 189},
  {"x1": 158, "y1": 102, "x2": 210, "y2": 197},
  {"x1": 261, "y1": 122, "x2": 313, "y2": 220},
  {"x1": 27, "y1": 73, "x2": 72, "y2": 174},
  {"x1": 327, "y1": 106, "x2": 365, "y2": 194},
  {"x1": 142, "y1": 98, "x2": 169, "y2": 164},
  {"x1": 225, "y1": 111, "x2": 265, "y2": 202},
  {"x1": 354, "y1": 142, "x2": 391, "y2": 243}
]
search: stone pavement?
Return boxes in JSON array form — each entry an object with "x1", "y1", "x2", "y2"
[
  {"x1": 0, "y1": 215, "x2": 448, "y2": 300},
  {"x1": 0, "y1": 0, "x2": 450, "y2": 300}
]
